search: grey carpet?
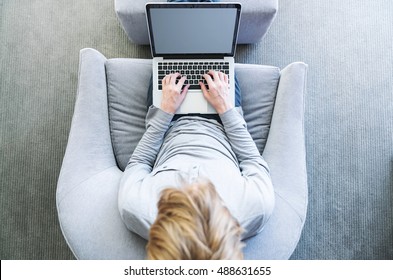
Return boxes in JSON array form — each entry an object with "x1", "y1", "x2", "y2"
[{"x1": 1, "y1": 0, "x2": 392, "y2": 259}]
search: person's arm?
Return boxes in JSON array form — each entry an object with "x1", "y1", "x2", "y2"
[
  {"x1": 200, "y1": 70, "x2": 268, "y2": 171},
  {"x1": 120, "y1": 71, "x2": 189, "y2": 179},
  {"x1": 222, "y1": 108, "x2": 275, "y2": 235},
  {"x1": 201, "y1": 71, "x2": 275, "y2": 235},
  {"x1": 124, "y1": 72, "x2": 189, "y2": 175},
  {"x1": 118, "y1": 106, "x2": 173, "y2": 239},
  {"x1": 118, "y1": 73, "x2": 190, "y2": 238},
  {"x1": 220, "y1": 109, "x2": 267, "y2": 170},
  {"x1": 126, "y1": 108, "x2": 173, "y2": 169}
]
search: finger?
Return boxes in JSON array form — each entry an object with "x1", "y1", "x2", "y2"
[
  {"x1": 203, "y1": 73, "x2": 213, "y2": 85},
  {"x1": 199, "y1": 81, "x2": 208, "y2": 95},
  {"x1": 218, "y1": 71, "x2": 226, "y2": 82},
  {"x1": 210, "y1": 70, "x2": 220, "y2": 81},
  {"x1": 177, "y1": 75, "x2": 187, "y2": 88},
  {"x1": 223, "y1": 73, "x2": 229, "y2": 84},
  {"x1": 181, "y1": 84, "x2": 190, "y2": 95},
  {"x1": 163, "y1": 75, "x2": 169, "y2": 85},
  {"x1": 169, "y1": 73, "x2": 181, "y2": 84}
]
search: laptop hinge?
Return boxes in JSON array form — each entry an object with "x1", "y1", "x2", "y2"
[{"x1": 162, "y1": 54, "x2": 227, "y2": 60}]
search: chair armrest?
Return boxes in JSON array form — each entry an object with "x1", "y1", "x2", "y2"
[
  {"x1": 57, "y1": 48, "x2": 119, "y2": 203},
  {"x1": 57, "y1": 167, "x2": 147, "y2": 259},
  {"x1": 245, "y1": 62, "x2": 308, "y2": 260},
  {"x1": 57, "y1": 48, "x2": 146, "y2": 259},
  {"x1": 262, "y1": 62, "x2": 308, "y2": 218}
]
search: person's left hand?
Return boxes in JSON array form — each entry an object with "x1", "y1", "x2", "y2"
[
  {"x1": 161, "y1": 73, "x2": 190, "y2": 114},
  {"x1": 199, "y1": 70, "x2": 233, "y2": 114}
]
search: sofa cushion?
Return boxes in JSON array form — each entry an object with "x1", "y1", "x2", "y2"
[{"x1": 105, "y1": 59, "x2": 280, "y2": 171}]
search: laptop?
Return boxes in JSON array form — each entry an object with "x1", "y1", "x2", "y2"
[{"x1": 146, "y1": 2, "x2": 242, "y2": 114}]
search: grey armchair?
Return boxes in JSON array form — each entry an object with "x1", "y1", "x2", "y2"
[{"x1": 56, "y1": 48, "x2": 308, "y2": 259}]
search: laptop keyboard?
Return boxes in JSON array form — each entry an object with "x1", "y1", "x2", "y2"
[{"x1": 158, "y1": 61, "x2": 230, "y2": 90}]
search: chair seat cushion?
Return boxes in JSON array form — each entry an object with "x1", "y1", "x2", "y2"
[{"x1": 105, "y1": 59, "x2": 280, "y2": 170}]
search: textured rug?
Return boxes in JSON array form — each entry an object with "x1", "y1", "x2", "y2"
[{"x1": 0, "y1": 0, "x2": 392, "y2": 259}]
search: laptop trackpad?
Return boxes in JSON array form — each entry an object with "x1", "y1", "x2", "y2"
[{"x1": 177, "y1": 91, "x2": 208, "y2": 114}]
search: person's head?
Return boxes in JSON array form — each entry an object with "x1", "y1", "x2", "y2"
[{"x1": 146, "y1": 180, "x2": 244, "y2": 260}]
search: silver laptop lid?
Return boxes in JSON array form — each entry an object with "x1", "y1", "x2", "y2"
[{"x1": 146, "y1": 3, "x2": 241, "y2": 59}]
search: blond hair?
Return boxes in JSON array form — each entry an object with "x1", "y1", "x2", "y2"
[{"x1": 146, "y1": 180, "x2": 244, "y2": 260}]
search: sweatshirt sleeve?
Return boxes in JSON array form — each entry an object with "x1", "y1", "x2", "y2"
[
  {"x1": 126, "y1": 106, "x2": 174, "y2": 172},
  {"x1": 118, "y1": 106, "x2": 173, "y2": 238},
  {"x1": 220, "y1": 108, "x2": 275, "y2": 234},
  {"x1": 220, "y1": 108, "x2": 269, "y2": 173}
]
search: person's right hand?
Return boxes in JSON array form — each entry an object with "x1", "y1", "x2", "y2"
[
  {"x1": 199, "y1": 70, "x2": 234, "y2": 114},
  {"x1": 161, "y1": 73, "x2": 190, "y2": 114}
]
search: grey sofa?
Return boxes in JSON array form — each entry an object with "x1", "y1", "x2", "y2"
[
  {"x1": 115, "y1": 0, "x2": 278, "y2": 44},
  {"x1": 56, "y1": 48, "x2": 308, "y2": 259}
]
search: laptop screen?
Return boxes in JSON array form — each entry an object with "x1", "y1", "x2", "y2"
[{"x1": 146, "y1": 3, "x2": 241, "y2": 58}]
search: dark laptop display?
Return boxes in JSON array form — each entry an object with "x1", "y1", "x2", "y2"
[{"x1": 147, "y1": 3, "x2": 241, "y2": 58}]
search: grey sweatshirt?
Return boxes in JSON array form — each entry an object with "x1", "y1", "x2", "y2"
[{"x1": 118, "y1": 106, "x2": 275, "y2": 240}]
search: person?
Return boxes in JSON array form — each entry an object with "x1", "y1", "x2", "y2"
[{"x1": 118, "y1": 71, "x2": 275, "y2": 259}]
